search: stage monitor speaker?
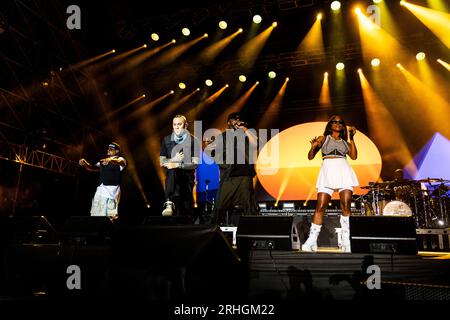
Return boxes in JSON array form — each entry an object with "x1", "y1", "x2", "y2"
[
  {"x1": 0, "y1": 216, "x2": 58, "y2": 245},
  {"x1": 350, "y1": 216, "x2": 417, "y2": 254},
  {"x1": 237, "y1": 215, "x2": 294, "y2": 250},
  {"x1": 59, "y1": 216, "x2": 112, "y2": 245},
  {"x1": 109, "y1": 224, "x2": 244, "y2": 302}
]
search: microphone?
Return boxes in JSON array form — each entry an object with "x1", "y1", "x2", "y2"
[{"x1": 235, "y1": 121, "x2": 249, "y2": 128}]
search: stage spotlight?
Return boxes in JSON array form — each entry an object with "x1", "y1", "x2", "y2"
[
  {"x1": 355, "y1": 7, "x2": 362, "y2": 14},
  {"x1": 219, "y1": 21, "x2": 228, "y2": 30},
  {"x1": 146, "y1": 203, "x2": 151, "y2": 209},
  {"x1": 238, "y1": 28, "x2": 244, "y2": 33},
  {"x1": 268, "y1": 71, "x2": 276, "y2": 79},
  {"x1": 317, "y1": 13, "x2": 323, "y2": 20},
  {"x1": 324, "y1": 72, "x2": 328, "y2": 77},
  {"x1": 371, "y1": 58, "x2": 381, "y2": 67},
  {"x1": 285, "y1": 77, "x2": 290, "y2": 81},
  {"x1": 112, "y1": 49, "x2": 116, "y2": 53},
  {"x1": 396, "y1": 63, "x2": 402, "y2": 68},
  {"x1": 151, "y1": 33, "x2": 159, "y2": 41},
  {"x1": 170, "y1": 90, "x2": 175, "y2": 94},
  {"x1": 203, "y1": 33, "x2": 208, "y2": 38},
  {"x1": 256, "y1": 81, "x2": 260, "y2": 85},
  {"x1": 225, "y1": 84, "x2": 229, "y2": 87},
  {"x1": 400, "y1": 1, "x2": 406, "y2": 6},
  {"x1": 205, "y1": 79, "x2": 213, "y2": 86},
  {"x1": 272, "y1": 22, "x2": 278, "y2": 27},
  {"x1": 142, "y1": 44, "x2": 147, "y2": 48},
  {"x1": 239, "y1": 75, "x2": 247, "y2": 82},
  {"x1": 142, "y1": 94, "x2": 146, "y2": 98},
  {"x1": 253, "y1": 15, "x2": 262, "y2": 24},
  {"x1": 416, "y1": 52, "x2": 426, "y2": 61},
  {"x1": 336, "y1": 62, "x2": 345, "y2": 70},
  {"x1": 182, "y1": 28, "x2": 190, "y2": 36},
  {"x1": 331, "y1": 1, "x2": 341, "y2": 11},
  {"x1": 178, "y1": 82, "x2": 186, "y2": 89},
  {"x1": 357, "y1": 68, "x2": 362, "y2": 73},
  {"x1": 373, "y1": 0, "x2": 382, "y2": 3},
  {"x1": 196, "y1": 88, "x2": 200, "y2": 91},
  {"x1": 171, "y1": 39, "x2": 176, "y2": 43}
]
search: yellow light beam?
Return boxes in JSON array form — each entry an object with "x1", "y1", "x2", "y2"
[
  {"x1": 159, "y1": 88, "x2": 200, "y2": 121},
  {"x1": 319, "y1": 72, "x2": 330, "y2": 107},
  {"x1": 437, "y1": 58, "x2": 450, "y2": 71},
  {"x1": 69, "y1": 49, "x2": 115, "y2": 70},
  {"x1": 396, "y1": 64, "x2": 450, "y2": 137},
  {"x1": 185, "y1": 85, "x2": 229, "y2": 121},
  {"x1": 426, "y1": 0, "x2": 449, "y2": 12},
  {"x1": 125, "y1": 91, "x2": 174, "y2": 120},
  {"x1": 151, "y1": 35, "x2": 207, "y2": 68},
  {"x1": 114, "y1": 136, "x2": 149, "y2": 207},
  {"x1": 257, "y1": 79, "x2": 289, "y2": 129},
  {"x1": 199, "y1": 29, "x2": 242, "y2": 62},
  {"x1": 358, "y1": 69, "x2": 415, "y2": 171},
  {"x1": 91, "y1": 82, "x2": 150, "y2": 207},
  {"x1": 107, "y1": 94, "x2": 146, "y2": 117},
  {"x1": 297, "y1": 16, "x2": 324, "y2": 55},
  {"x1": 114, "y1": 40, "x2": 175, "y2": 75},
  {"x1": 238, "y1": 25, "x2": 275, "y2": 69},
  {"x1": 140, "y1": 117, "x2": 165, "y2": 188},
  {"x1": 401, "y1": 1, "x2": 450, "y2": 48},
  {"x1": 211, "y1": 82, "x2": 259, "y2": 131},
  {"x1": 356, "y1": 8, "x2": 407, "y2": 64}
]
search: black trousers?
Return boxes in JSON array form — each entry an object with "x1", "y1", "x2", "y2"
[
  {"x1": 211, "y1": 175, "x2": 258, "y2": 225},
  {"x1": 164, "y1": 169, "x2": 195, "y2": 219}
]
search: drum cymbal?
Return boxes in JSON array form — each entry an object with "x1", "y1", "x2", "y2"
[
  {"x1": 417, "y1": 178, "x2": 450, "y2": 183},
  {"x1": 361, "y1": 181, "x2": 393, "y2": 189}
]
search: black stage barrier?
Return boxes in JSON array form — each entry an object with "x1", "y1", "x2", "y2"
[
  {"x1": 109, "y1": 224, "x2": 246, "y2": 302},
  {"x1": 237, "y1": 216, "x2": 294, "y2": 250},
  {"x1": 350, "y1": 216, "x2": 418, "y2": 254}
]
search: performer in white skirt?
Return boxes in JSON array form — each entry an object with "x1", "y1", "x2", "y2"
[{"x1": 302, "y1": 115, "x2": 358, "y2": 252}]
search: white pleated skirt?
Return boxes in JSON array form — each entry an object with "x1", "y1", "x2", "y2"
[{"x1": 316, "y1": 158, "x2": 359, "y2": 189}]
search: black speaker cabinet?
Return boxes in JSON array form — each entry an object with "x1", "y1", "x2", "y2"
[
  {"x1": 237, "y1": 215, "x2": 294, "y2": 250},
  {"x1": 109, "y1": 224, "x2": 244, "y2": 301},
  {"x1": 59, "y1": 216, "x2": 113, "y2": 245},
  {"x1": 350, "y1": 216, "x2": 417, "y2": 254}
]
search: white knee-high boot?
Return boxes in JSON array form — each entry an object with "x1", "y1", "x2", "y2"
[
  {"x1": 340, "y1": 215, "x2": 351, "y2": 253},
  {"x1": 301, "y1": 223, "x2": 322, "y2": 252}
]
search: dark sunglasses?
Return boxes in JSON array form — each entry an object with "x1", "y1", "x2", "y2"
[{"x1": 331, "y1": 120, "x2": 344, "y2": 125}]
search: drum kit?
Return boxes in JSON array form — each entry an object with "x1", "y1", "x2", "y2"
[{"x1": 358, "y1": 178, "x2": 450, "y2": 228}]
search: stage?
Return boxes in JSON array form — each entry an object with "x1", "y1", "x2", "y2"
[
  {"x1": 1, "y1": 217, "x2": 450, "y2": 304},
  {"x1": 246, "y1": 249, "x2": 450, "y2": 301}
]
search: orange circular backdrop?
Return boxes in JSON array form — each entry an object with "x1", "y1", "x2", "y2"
[{"x1": 256, "y1": 122, "x2": 382, "y2": 200}]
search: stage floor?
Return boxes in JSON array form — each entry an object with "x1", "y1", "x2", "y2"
[{"x1": 246, "y1": 249, "x2": 450, "y2": 301}]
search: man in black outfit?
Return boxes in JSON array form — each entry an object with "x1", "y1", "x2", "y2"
[
  {"x1": 79, "y1": 142, "x2": 127, "y2": 220},
  {"x1": 205, "y1": 112, "x2": 259, "y2": 225},
  {"x1": 160, "y1": 115, "x2": 200, "y2": 220}
]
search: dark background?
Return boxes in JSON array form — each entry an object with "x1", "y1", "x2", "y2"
[{"x1": 0, "y1": 0, "x2": 448, "y2": 226}]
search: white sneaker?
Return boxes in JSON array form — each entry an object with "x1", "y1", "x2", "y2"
[
  {"x1": 162, "y1": 201, "x2": 174, "y2": 216},
  {"x1": 301, "y1": 238, "x2": 318, "y2": 252},
  {"x1": 301, "y1": 223, "x2": 322, "y2": 252}
]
